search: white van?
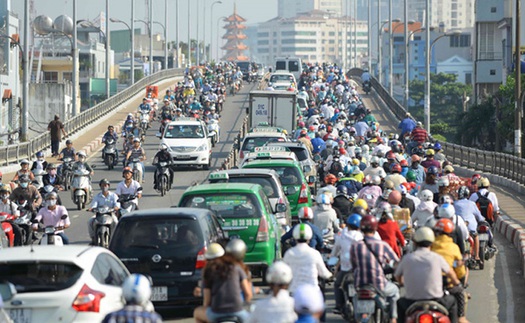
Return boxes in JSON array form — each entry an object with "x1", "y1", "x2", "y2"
[{"x1": 275, "y1": 57, "x2": 302, "y2": 82}]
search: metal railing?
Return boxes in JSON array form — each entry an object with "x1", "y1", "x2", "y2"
[
  {"x1": 1, "y1": 68, "x2": 184, "y2": 166},
  {"x1": 347, "y1": 67, "x2": 525, "y2": 186},
  {"x1": 220, "y1": 115, "x2": 249, "y2": 170}
]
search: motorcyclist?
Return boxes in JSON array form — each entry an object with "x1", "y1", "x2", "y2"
[
  {"x1": 318, "y1": 173, "x2": 338, "y2": 198},
  {"x1": 72, "y1": 151, "x2": 94, "y2": 176},
  {"x1": 101, "y1": 125, "x2": 119, "y2": 165},
  {"x1": 283, "y1": 223, "x2": 332, "y2": 293},
  {"x1": 153, "y1": 144, "x2": 174, "y2": 190},
  {"x1": 31, "y1": 151, "x2": 47, "y2": 172},
  {"x1": 395, "y1": 227, "x2": 460, "y2": 323},
  {"x1": 87, "y1": 179, "x2": 120, "y2": 244},
  {"x1": 332, "y1": 185, "x2": 353, "y2": 221},
  {"x1": 10, "y1": 175, "x2": 42, "y2": 213},
  {"x1": 102, "y1": 274, "x2": 162, "y2": 323},
  {"x1": 312, "y1": 193, "x2": 339, "y2": 241},
  {"x1": 33, "y1": 191, "x2": 70, "y2": 244},
  {"x1": 408, "y1": 154, "x2": 426, "y2": 185},
  {"x1": 12, "y1": 159, "x2": 35, "y2": 182},
  {"x1": 59, "y1": 139, "x2": 77, "y2": 160},
  {"x1": 363, "y1": 156, "x2": 387, "y2": 179},
  {"x1": 455, "y1": 186, "x2": 485, "y2": 261},
  {"x1": 138, "y1": 97, "x2": 151, "y2": 114},
  {"x1": 0, "y1": 185, "x2": 19, "y2": 217},
  {"x1": 281, "y1": 207, "x2": 324, "y2": 252},
  {"x1": 469, "y1": 177, "x2": 499, "y2": 226},
  {"x1": 361, "y1": 70, "x2": 371, "y2": 85},
  {"x1": 129, "y1": 121, "x2": 144, "y2": 140},
  {"x1": 375, "y1": 201, "x2": 405, "y2": 258},
  {"x1": 411, "y1": 189, "x2": 437, "y2": 228},
  {"x1": 350, "y1": 215, "x2": 400, "y2": 323},
  {"x1": 125, "y1": 138, "x2": 146, "y2": 182},
  {"x1": 42, "y1": 163, "x2": 63, "y2": 188},
  {"x1": 293, "y1": 284, "x2": 326, "y2": 323},
  {"x1": 115, "y1": 167, "x2": 143, "y2": 212}
]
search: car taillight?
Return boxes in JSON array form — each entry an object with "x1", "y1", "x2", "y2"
[
  {"x1": 256, "y1": 216, "x2": 269, "y2": 242},
  {"x1": 478, "y1": 225, "x2": 489, "y2": 233},
  {"x1": 72, "y1": 284, "x2": 105, "y2": 313},
  {"x1": 297, "y1": 183, "x2": 309, "y2": 204},
  {"x1": 418, "y1": 313, "x2": 434, "y2": 323},
  {"x1": 196, "y1": 246, "x2": 207, "y2": 269},
  {"x1": 239, "y1": 150, "x2": 244, "y2": 159}
]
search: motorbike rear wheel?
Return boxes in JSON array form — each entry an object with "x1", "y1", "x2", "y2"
[{"x1": 160, "y1": 174, "x2": 168, "y2": 196}]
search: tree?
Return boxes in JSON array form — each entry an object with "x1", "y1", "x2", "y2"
[{"x1": 459, "y1": 99, "x2": 496, "y2": 149}]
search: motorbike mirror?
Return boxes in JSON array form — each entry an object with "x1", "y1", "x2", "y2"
[
  {"x1": 60, "y1": 214, "x2": 68, "y2": 220},
  {"x1": 308, "y1": 176, "x2": 317, "y2": 184}
]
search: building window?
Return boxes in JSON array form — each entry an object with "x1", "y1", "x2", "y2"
[
  {"x1": 450, "y1": 34, "x2": 471, "y2": 47},
  {"x1": 329, "y1": 32, "x2": 335, "y2": 36},
  {"x1": 63, "y1": 72, "x2": 72, "y2": 81},
  {"x1": 465, "y1": 73, "x2": 472, "y2": 85},
  {"x1": 258, "y1": 40, "x2": 269, "y2": 45},
  {"x1": 490, "y1": 7, "x2": 496, "y2": 13},
  {"x1": 43, "y1": 71, "x2": 58, "y2": 83},
  {"x1": 490, "y1": 70, "x2": 496, "y2": 75}
]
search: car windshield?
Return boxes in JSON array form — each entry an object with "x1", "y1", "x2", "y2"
[
  {"x1": 270, "y1": 74, "x2": 294, "y2": 83},
  {"x1": 0, "y1": 262, "x2": 83, "y2": 293},
  {"x1": 271, "y1": 166, "x2": 302, "y2": 186},
  {"x1": 227, "y1": 177, "x2": 279, "y2": 198},
  {"x1": 164, "y1": 124, "x2": 204, "y2": 139},
  {"x1": 181, "y1": 193, "x2": 262, "y2": 218},
  {"x1": 237, "y1": 62, "x2": 250, "y2": 71},
  {"x1": 242, "y1": 136, "x2": 285, "y2": 152}
]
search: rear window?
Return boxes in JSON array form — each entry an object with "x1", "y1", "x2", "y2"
[
  {"x1": 276, "y1": 61, "x2": 286, "y2": 70},
  {"x1": 0, "y1": 262, "x2": 83, "y2": 293},
  {"x1": 181, "y1": 193, "x2": 262, "y2": 218},
  {"x1": 270, "y1": 166, "x2": 302, "y2": 186},
  {"x1": 270, "y1": 74, "x2": 294, "y2": 83},
  {"x1": 242, "y1": 136, "x2": 285, "y2": 152},
  {"x1": 289, "y1": 61, "x2": 299, "y2": 72},
  {"x1": 237, "y1": 62, "x2": 251, "y2": 71},
  {"x1": 287, "y1": 147, "x2": 310, "y2": 161},
  {"x1": 227, "y1": 177, "x2": 279, "y2": 198}
]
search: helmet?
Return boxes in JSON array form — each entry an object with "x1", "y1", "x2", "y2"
[
  {"x1": 391, "y1": 163, "x2": 402, "y2": 173},
  {"x1": 434, "y1": 142, "x2": 442, "y2": 150},
  {"x1": 390, "y1": 140, "x2": 402, "y2": 153},
  {"x1": 36, "y1": 151, "x2": 44, "y2": 158},
  {"x1": 443, "y1": 165, "x2": 454, "y2": 173},
  {"x1": 18, "y1": 175, "x2": 30, "y2": 183},
  {"x1": 316, "y1": 193, "x2": 331, "y2": 205},
  {"x1": 336, "y1": 185, "x2": 348, "y2": 196},
  {"x1": 351, "y1": 206, "x2": 367, "y2": 217},
  {"x1": 0, "y1": 184, "x2": 11, "y2": 194},
  {"x1": 457, "y1": 186, "x2": 470, "y2": 199},
  {"x1": 420, "y1": 189, "x2": 433, "y2": 202},
  {"x1": 386, "y1": 151, "x2": 396, "y2": 160},
  {"x1": 437, "y1": 177, "x2": 450, "y2": 187},
  {"x1": 46, "y1": 163, "x2": 57, "y2": 169},
  {"x1": 205, "y1": 243, "x2": 225, "y2": 260},
  {"x1": 133, "y1": 137, "x2": 141, "y2": 143},
  {"x1": 324, "y1": 174, "x2": 337, "y2": 185},
  {"x1": 370, "y1": 156, "x2": 380, "y2": 164},
  {"x1": 293, "y1": 223, "x2": 313, "y2": 241},
  {"x1": 479, "y1": 177, "x2": 490, "y2": 188},
  {"x1": 387, "y1": 190, "x2": 402, "y2": 205},
  {"x1": 20, "y1": 159, "x2": 29, "y2": 165},
  {"x1": 384, "y1": 180, "x2": 395, "y2": 190},
  {"x1": 77, "y1": 151, "x2": 87, "y2": 158},
  {"x1": 437, "y1": 203, "x2": 455, "y2": 219},
  {"x1": 427, "y1": 166, "x2": 439, "y2": 175},
  {"x1": 426, "y1": 148, "x2": 435, "y2": 156},
  {"x1": 123, "y1": 167, "x2": 133, "y2": 174},
  {"x1": 346, "y1": 213, "x2": 362, "y2": 228},
  {"x1": 65, "y1": 139, "x2": 72, "y2": 145},
  {"x1": 298, "y1": 206, "x2": 314, "y2": 220},
  {"x1": 406, "y1": 170, "x2": 417, "y2": 182},
  {"x1": 45, "y1": 191, "x2": 58, "y2": 200},
  {"x1": 353, "y1": 198, "x2": 368, "y2": 210},
  {"x1": 411, "y1": 154, "x2": 421, "y2": 162},
  {"x1": 400, "y1": 159, "x2": 409, "y2": 167},
  {"x1": 99, "y1": 178, "x2": 110, "y2": 187},
  {"x1": 225, "y1": 239, "x2": 247, "y2": 261},
  {"x1": 376, "y1": 201, "x2": 393, "y2": 219},
  {"x1": 434, "y1": 218, "x2": 454, "y2": 234},
  {"x1": 161, "y1": 143, "x2": 168, "y2": 150},
  {"x1": 439, "y1": 194, "x2": 453, "y2": 205},
  {"x1": 371, "y1": 175, "x2": 381, "y2": 185},
  {"x1": 360, "y1": 215, "x2": 378, "y2": 232},
  {"x1": 122, "y1": 274, "x2": 152, "y2": 306},
  {"x1": 471, "y1": 174, "x2": 481, "y2": 184},
  {"x1": 413, "y1": 227, "x2": 435, "y2": 244},
  {"x1": 266, "y1": 261, "x2": 293, "y2": 285}
]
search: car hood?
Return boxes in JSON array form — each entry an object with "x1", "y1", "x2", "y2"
[{"x1": 162, "y1": 138, "x2": 207, "y2": 148}]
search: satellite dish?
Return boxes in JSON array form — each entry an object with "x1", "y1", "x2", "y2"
[
  {"x1": 53, "y1": 15, "x2": 73, "y2": 35},
  {"x1": 33, "y1": 15, "x2": 53, "y2": 35}
]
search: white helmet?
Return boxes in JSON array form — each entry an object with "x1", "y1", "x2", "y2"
[
  {"x1": 316, "y1": 193, "x2": 331, "y2": 205},
  {"x1": 370, "y1": 156, "x2": 380, "y2": 164},
  {"x1": 205, "y1": 243, "x2": 225, "y2": 260},
  {"x1": 437, "y1": 203, "x2": 455, "y2": 219},
  {"x1": 371, "y1": 175, "x2": 381, "y2": 185},
  {"x1": 266, "y1": 261, "x2": 293, "y2": 285},
  {"x1": 420, "y1": 189, "x2": 433, "y2": 202},
  {"x1": 437, "y1": 176, "x2": 450, "y2": 187},
  {"x1": 122, "y1": 274, "x2": 152, "y2": 306},
  {"x1": 375, "y1": 201, "x2": 393, "y2": 219},
  {"x1": 298, "y1": 206, "x2": 314, "y2": 220},
  {"x1": 293, "y1": 223, "x2": 313, "y2": 241}
]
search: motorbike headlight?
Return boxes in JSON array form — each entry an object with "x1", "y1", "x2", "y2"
[{"x1": 196, "y1": 143, "x2": 208, "y2": 151}]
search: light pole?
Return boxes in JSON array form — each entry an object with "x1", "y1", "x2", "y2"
[
  {"x1": 378, "y1": 19, "x2": 399, "y2": 86},
  {"x1": 164, "y1": 0, "x2": 169, "y2": 69},
  {"x1": 216, "y1": 16, "x2": 226, "y2": 62},
  {"x1": 515, "y1": 0, "x2": 521, "y2": 157},
  {"x1": 424, "y1": 0, "x2": 430, "y2": 132},
  {"x1": 106, "y1": 0, "x2": 110, "y2": 98},
  {"x1": 176, "y1": 0, "x2": 179, "y2": 67},
  {"x1": 210, "y1": 1, "x2": 222, "y2": 62},
  {"x1": 403, "y1": 0, "x2": 408, "y2": 108},
  {"x1": 367, "y1": 0, "x2": 372, "y2": 71},
  {"x1": 188, "y1": 0, "x2": 191, "y2": 66},
  {"x1": 110, "y1": 17, "x2": 134, "y2": 84},
  {"x1": 196, "y1": 0, "x2": 200, "y2": 65},
  {"x1": 135, "y1": 18, "x2": 153, "y2": 74},
  {"x1": 73, "y1": 0, "x2": 78, "y2": 113}
]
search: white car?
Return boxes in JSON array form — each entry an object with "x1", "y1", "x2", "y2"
[
  {"x1": 158, "y1": 117, "x2": 213, "y2": 169},
  {"x1": 0, "y1": 245, "x2": 130, "y2": 323}
]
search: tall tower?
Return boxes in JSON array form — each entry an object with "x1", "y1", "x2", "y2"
[{"x1": 221, "y1": 3, "x2": 248, "y2": 61}]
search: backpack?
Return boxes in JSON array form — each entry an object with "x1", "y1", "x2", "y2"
[
  {"x1": 476, "y1": 191, "x2": 495, "y2": 224},
  {"x1": 329, "y1": 160, "x2": 344, "y2": 176}
]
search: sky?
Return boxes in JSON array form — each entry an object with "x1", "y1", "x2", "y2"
[{"x1": 11, "y1": 0, "x2": 278, "y2": 43}]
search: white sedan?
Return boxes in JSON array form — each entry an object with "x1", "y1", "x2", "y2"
[{"x1": 0, "y1": 245, "x2": 130, "y2": 323}]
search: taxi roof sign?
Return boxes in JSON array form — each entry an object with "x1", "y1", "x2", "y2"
[
  {"x1": 249, "y1": 126, "x2": 284, "y2": 133},
  {"x1": 209, "y1": 172, "x2": 229, "y2": 181},
  {"x1": 254, "y1": 146, "x2": 288, "y2": 152},
  {"x1": 256, "y1": 152, "x2": 272, "y2": 158}
]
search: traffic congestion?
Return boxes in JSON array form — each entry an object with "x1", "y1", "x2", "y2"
[{"x1": 0, "y1": 60, "x2": 510, "y2": 323}]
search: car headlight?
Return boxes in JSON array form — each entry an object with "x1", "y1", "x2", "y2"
[{"x1": 196, "y1": 143, "x2": 208, "y2": 151}]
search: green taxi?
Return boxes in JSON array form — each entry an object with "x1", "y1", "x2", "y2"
[
  {"x1": 241, "y1": 159, "x2": 314, "y2": 221},
  {"x1": 178, "y1": 183, "x2": 284, "y2": 273}
]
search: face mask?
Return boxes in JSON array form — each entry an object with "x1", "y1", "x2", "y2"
[
  {"x1": 102, "y1": 186, "x2": 109, "y2": 193},
  {"x1": 38, "y1": 157, "x2": 44, "y2": 161},
  {"x1": 20, "y1": 182, "x2": 28, "y2": 188},
  {"x1": 47, "y1": 199, "x2": 57, "y2": 206},
  {"x1": 78, "y1": 157, "x2": 85, "y2": 162},
  {"x1": 1, "y1": 194, "x2": 8, "y2": 200},
  {"x1": 49, "y1": 170, "x2": 57, "y2": 176}
]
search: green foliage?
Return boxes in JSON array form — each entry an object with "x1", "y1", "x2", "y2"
[{"x1": 459, "y1": 99, "x2": 496, "y2": 149}]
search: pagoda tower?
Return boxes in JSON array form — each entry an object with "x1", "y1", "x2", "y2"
[{"x1": 221, "y1": 3, "x2": 249, "y2": 61}]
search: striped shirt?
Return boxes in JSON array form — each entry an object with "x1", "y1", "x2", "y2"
[
  {"x1": 350, "y1": 236, "x2": 399, "y2": 291},
  {"x1": 102, "y1": 305, "x2": 163, "y2": 323},
  {"x1": 410, "y1": 127, "x2": 428, "y2": 143}
]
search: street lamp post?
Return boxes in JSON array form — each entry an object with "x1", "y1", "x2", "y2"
[
  {"x1": 21, "y1": 0, "x2": 29, "y2": 141},
  {"x1": 216, "y1": 16, "x2": 226, "y2": 62},
  {"x1": 403, "y1": 0, "x2": 408, "y2": 108},
  {"x1": 378, "y1": 19, "x2": 399, "y2": 86},
  {"x1": 106, "y1": 0, "x2": 110, "y2": 98},
  {"x1": 367, "y1": 0, "x2": 372, "y2": 71},
  {"x1": 210, "y1": 1, "x2": 222, "y2": 62},
  {"x1": 165, "y1": 0, "x2": 168, "y2": 69},
  {"x1": 73, "y1": 0, "x2": 78, "y2": 113},
  {"x1": 110, "y1": 17, "x2": 134, "y2": 84},
  {"x1": 188, "y1": 0, "x2": 191, "y2": 66},
  {"x1": 149, "y1": 0, "x2": 153, "y2": 74},
  {"x1": 424, "y1": 0, "x2": 430, "y2": 132}
]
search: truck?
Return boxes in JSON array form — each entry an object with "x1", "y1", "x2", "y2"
[{"x1": 247, "y1": 90, "x2": 298, "y2": 135}]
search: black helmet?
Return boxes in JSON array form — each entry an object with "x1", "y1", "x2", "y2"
[
  {"x1": 336, "y1": 185, "x2": 348, "y2": 196},
  {"x1": 99, "y1": 178, "x2": 110, "y2": 187}
]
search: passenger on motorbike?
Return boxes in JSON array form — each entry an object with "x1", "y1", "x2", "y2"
[
  {"x1": 0, "y1": 185, "x2": 20, "y2": 217},
  {"x1": 332, "y1": 185, "x2": 353, "y2": 220},
  {"x1": 317, "y1": 174, "x2": 338, "y2": 198},
  {"x1": 312, "y1": 193, "x2": 339, "y2": 242},
  {"x1": 12, "y1": 159, "x2": 35, "y2": 182},
  {"x1": 331, "y1": 213, "x2": 363, "y2": 315},
  {"x1": 87, "y1": 179, "x2": 120, "y2": 244},
  {"x1": 125, "y1": 138, "x2": 146, "y2": 181},
  {"x1": 153, "y1": 144, "x2": 174, "y2": 190},
  {"x1": 376, "y1": 200, "x2": 405, "y2": 258},
  {"x1": 395, "y1": 227, "x2": 460, "y2": 323},
  {"x1": 248, "y1": 261, "x2": 297, "y2": 323},
  {"x1": 10, "y1": 175, "x2": 41, "y2": 213},
  {"x1": 350, "y1": 215, "x2": 400, "y2": 323},
  {"x1": 31, "y1": 151, "x2": 47, "y2": 172},
  {"x1": 102, "y1": 274, "x2": 162, "y2": 323},
  {"x1": 283, "y1": 223, "x2": 333, "y2": 293},
  {"x1": 411, "y1": 189, "x2": 437, "y2": 228},
  {"x1": 468, "y1": 177, "x2": 499, "y2": 226},
  {"x1": 33, "y1": 192, "x2": 70, "y2": 244},
  {"x1": 281, "y1": 207, "x2": 324, "y2": 251},
  {"x1": 116, "y1": 167, "x2": 143, "y2": 210},
  {"x1": 455, "y1": 186, "x2": 485, "y2": 260}
]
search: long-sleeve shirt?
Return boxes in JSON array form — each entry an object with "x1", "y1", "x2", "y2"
[
  {"x1": 331, "y1": 228, "x2": 363, "y2": 271},
  {"x1": 454, "y1": 198, "x2": 485, "y2": 232},
  {"x1": 248, "y1": 290, "x2": 297, "y2": 323},
  {"x1": 283, "y1": 243, "x2": 332, "y2": 293},
  {"x1": 377, "y1": 220, "x2": 406, "y2": 258}
]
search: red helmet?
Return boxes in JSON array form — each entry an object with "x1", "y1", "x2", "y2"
[
  {"x1": 387, "y1": 190, "x2": 402, "y2": 205},
  {"x1": 400, "y1": 159, "x2": 409, "y2": 167},
  {"x1": 386, "y1": 151, "x2": 395, "y2": 160},
  {"x1": 434, "y1": 218, "x2": 454, "y2": 234},
  {"x1": 391, "y1": 163, "x2": 402, "y2": 173},
  {"x1": 122, "y1": 167, "x2": 133, "y2": 174},
  {"x1": 324, "y1": 174, "x2": 337, "y2": 185},
  {"x1": 360, "y1": 215, "x2": 378, "y2": 232}
]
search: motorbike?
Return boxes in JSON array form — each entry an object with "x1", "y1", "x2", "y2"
[
  {"x1": 217, "y1": 94, "x2": 224, "y2": 113},
  {"x1": 92, "y1": 206, "x2": 116, "y2": 248},
  {"x1": 339, "y1": 273, "x2": 357, "y2": 322},
  {"x1": 207, "y1": 119, "x2": 220, "y2": 147},
  {"x1": 363, "y1": 81, "x2": 371, "y2": 94},
  {"x1": 60, "y1": 157, "x2": 74, "y2": 191},
  {"x1": 38, "y1": 225, "x2": 65, "y2": 246},
  {"x1": 354, "y1": 285, "x2": 389, "y2": 323},
  {"x1": 32, "y1": 169, "x2": 46, "y2": 190},
  {"x1": 128, "y1": 157, "x2": 143, "y2": 184},
  {"x1": 0, "y1": 212, "x2": 22, "y2": 247},
  {"x1": 71, "y1": 168, "x2": 92, "y2": 210},
  {"x1": 13, "y1": 208, "x2": 32, "y2": 246},
  {"x1": 139, "y1": 110, "x2": 150, "y2": 132},
  {"x1": 39, "y1": 185, "x2": 63, "y2": 206},
  {"x1": 103, "y1": 137, "x2": 118, "y2": 170},
  {"x1": 155, "y1": 161, "x2": 172, "y2": 197},
  {"x1": 118, "y1": 194, "x2": 138, "y2": 218},
  {"x1": 405, "y1": 300, "x2": 451, "y2": 323},
  {"x1": 477, "y1": 220, "x2": 495, "y2": 270},
  {"x1": 122, "y1": 120, "x2": 134, "y2": 138}
]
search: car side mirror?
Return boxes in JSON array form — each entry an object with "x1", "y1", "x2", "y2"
[
  {"x1": 308, "y1": 176, "x2": 316, "y2": 184},
  {"x1": 286, "y1": 186, "x2": 297, "y2": 195},
  {"x1": 275, "y1": 203, "x2": 287, "y2": 213},
  {"x1": 0, "y1": 282, "x2": 17, "y2": 302}
]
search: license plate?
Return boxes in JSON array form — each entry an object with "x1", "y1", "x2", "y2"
[
  {"x1": 177, "y1": 155, "x2": 191, "y2": 159},
  {"x1": 151, "y1": 286, "x2": 168, "y2": 301},
  {"x1": 9, "y1": 308, "x2": 32, "y2": 323},
  {"x1": 479, "y1": 233, "x2": 489, "y2": 241},
  {"x1": 355, "y1": 300, "x2": 375, "y2": 314}
]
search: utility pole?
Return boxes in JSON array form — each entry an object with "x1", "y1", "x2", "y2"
[
  {"x1": 21, "y1": 0, "x2": 29, "y2": 142},
  {"x1": 105, "y1": 0, "x2": 110, "y2": 99},
  {"x1": 131, "y1": 0, "x2": 135, "y2": 83},
  {"x1": 149, "y1": 0, "x2": 153, "y2": 74},
  {"x1": 515, "y1": 0, "x2": 522, "y2": 157}
]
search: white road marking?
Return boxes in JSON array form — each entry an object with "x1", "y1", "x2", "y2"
[{"x1": 499, "y1": 246, "x2": 515, "y2": 323}]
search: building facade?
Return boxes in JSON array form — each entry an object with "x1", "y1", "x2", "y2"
[
  {"x1": 278, "y1": 0, "x2": 343, "y2": 18},
  {"x1": 407, "y1": 0, "x2": 475, "y2": 30}
]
